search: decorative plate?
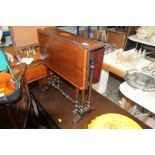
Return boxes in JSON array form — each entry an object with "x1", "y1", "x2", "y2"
[
  {"x1": 88, "y1": 113, "x2": 142, "y2": 129},
  {"x1": 124, "y1": 69, "x2": 155, "y2": 91}
]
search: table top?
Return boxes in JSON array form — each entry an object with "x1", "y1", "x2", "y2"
[
  {"x1": 31, "y1": 81, "x2": 150, "y2": 129},
  {"x1": 128, "y1": 35, "x2": 155, "y2": 47},
  {"x1": 103, "y1": 52, "x2": 124, "y2": 77},
  {"x1": 120, "y1": 82, "x2": 155, "y2": 114},
  {"x1": 102, "y1": 50, "x2": 151, "y2": 77}
]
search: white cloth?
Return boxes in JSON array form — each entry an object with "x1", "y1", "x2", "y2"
[{"x1": 21, "y1": 58, "x2": 33, "y2": 64}]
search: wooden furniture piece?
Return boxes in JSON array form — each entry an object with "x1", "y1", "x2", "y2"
[
  {"x1": 3, "y1": 46, "x2": 48, "y2": 83},
  {"x1": 0, "y1": 63, "x2": 32, "y2": 128},
  {"x1": 106, "y1": 28, "x2": 126, "y2": 49},
  {"x1": 106, "y1": 27, "x2": 138, "y2": 50},
  {"x1": 10, "y1": 26, "x2": 49, "y2": 50},
  {"x1": 37, "y1": 28, "x2": 104, "y2": 122},
  {"x1": 9, "y1": 26, "x2": 51, "y2": 83},
  {"x1": 31, "y1": 81, "x2": 150, "y2": 129},
  {"x1": 102, "y1": 62, "x2": 124, "y2": 77}
]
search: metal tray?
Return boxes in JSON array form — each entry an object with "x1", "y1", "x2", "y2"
[{"x1": 124, "y1": 69, "x2": 155, "y2": 91}]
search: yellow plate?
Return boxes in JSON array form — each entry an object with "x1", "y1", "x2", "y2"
[{"x1": 88, "y1": 113, "x2": 142, "y2": 129}]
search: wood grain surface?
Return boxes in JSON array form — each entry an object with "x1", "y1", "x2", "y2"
[{"x1": 38, "y1": 28, "x2": 104, "y2": 90}]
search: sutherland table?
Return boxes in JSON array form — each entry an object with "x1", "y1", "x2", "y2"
[{"x1": 31, "y1": 82, "x2": 150, "y2": 129}]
